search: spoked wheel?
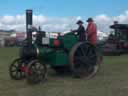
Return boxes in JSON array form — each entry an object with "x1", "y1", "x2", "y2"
[
  {"x1": 26, "y1": 60, "x2": 47, "y2": 84},
  {"x1": 69, "y1": 42, "x2": 100, "y2": 79},
  {"x1": 9, "y1": 58, "x2": 26, "y2": 80}
]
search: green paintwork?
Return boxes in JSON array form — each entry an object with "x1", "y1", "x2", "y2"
[
  {"x1": 49, "y1": 38, "x2": 55, "y2": 47},
  {"x1": 37, "y1": 47, "x2": 68, "y2": 66},
  {"x1": 58, "y1": 32, "x2": 78, "y2": 50},
  {"x1": 44, "y1": 50, "x2": 68, "y2": 66},
  {"x1": 37, "y1": 47, "x2": 52, "y2": 62},
  {"x1": 35, "y1": 32, "x2": 78, "y2": 66},
  {"x1": 49, "y1": 32, "x2": 78, "y2": 49}
]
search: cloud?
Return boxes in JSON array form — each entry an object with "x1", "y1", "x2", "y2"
[
  {"x1": 0, "y1": 14, "x2": 79, "y2": 32},
  {"x1": 0, "y1": 10, "x2": 128, "y2": 32},
  {"x1": 94, "y1": 10, "x2": 128, "y2": 32},
  {"x1": 94, "y1": 14, "x2": 112, "y2": 32}
]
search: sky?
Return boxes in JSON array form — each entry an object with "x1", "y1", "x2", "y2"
[{"x1": 0, "y1": 0, "x2": 128, "y2": 32}]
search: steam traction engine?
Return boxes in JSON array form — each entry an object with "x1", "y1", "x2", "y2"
[
  {"x1": 104, "y1": 22, "x2": 128, "y2": 55},
  {"x1": 9, "y1": 10, "x2": 102, "y2": 84}
]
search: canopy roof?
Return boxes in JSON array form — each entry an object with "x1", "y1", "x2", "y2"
[{"x1": 110, "y1": 24, "x2": 128, "y2": 30}]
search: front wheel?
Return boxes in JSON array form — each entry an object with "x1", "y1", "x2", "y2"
[
  {"x1": 9, "y1": 58, "x2": 25, "y2": 80},
  {"x1": 25, "y1": 60, "x2": 47, "y2": 84}
]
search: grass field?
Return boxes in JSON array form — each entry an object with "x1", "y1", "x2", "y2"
[{"x1": 0, "y1": 47, "x2": 128, "y2": 96}]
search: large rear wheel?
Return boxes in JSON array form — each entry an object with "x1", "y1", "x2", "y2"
[{"x1": 69, "y1": 42, "x2": 100, "y2": 79}]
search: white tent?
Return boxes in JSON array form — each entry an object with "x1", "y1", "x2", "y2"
[
  {"x1": 10, "y1": 31, "x2": 109, "y2": 42},
  {"x1": 97, "y1": 31, "x2": 109, "y2": 41}
]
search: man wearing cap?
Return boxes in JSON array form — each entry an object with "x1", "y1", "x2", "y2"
[
  {"x1": 71, "y1": 20, "x2": 86, "y2": 41},
  {"x1": 86, "y1": 18, "x2": 97, "y2": 46}
]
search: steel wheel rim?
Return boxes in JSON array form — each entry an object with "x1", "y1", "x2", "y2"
[
  {"x1": 69, "y1": 42, "x2": 99, "y2": 78},
  {"x1": 26, "y1": 60, "x2": 47, "y2": 84},
  {"x1": 9, "y1": 58, "x2": 25, "y2": 80}
]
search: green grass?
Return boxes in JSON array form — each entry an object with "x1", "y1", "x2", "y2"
[{"x1": 0, "y1": 47, "x2": 128, "y2": 96}]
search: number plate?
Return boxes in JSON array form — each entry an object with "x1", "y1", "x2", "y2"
[{"x1": 42, "y1": 37, "x2": 49, "y2": 45}]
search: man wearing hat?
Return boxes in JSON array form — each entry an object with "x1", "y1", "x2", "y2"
[
  {"x1": 71, "y1": 20, "x2": 86, "y2": 41},
  {"x1": 86, "y1": 18, "x2": 97, "y2": 46}
]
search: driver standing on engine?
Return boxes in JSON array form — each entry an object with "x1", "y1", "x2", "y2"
[
  {"x1": 71, "y1": 20, "x2": 86, "y2": 41},
  {"x1": 86, "y1": 18, "x2": 97, "y2": 46}
]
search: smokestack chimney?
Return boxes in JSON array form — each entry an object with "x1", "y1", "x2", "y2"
[
  {"x1": 114, "y1": 21, "x2": 118, "y2": 25},
  {"x1": 26, "y1": 9, "x2": 33, "y2": 46}
]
